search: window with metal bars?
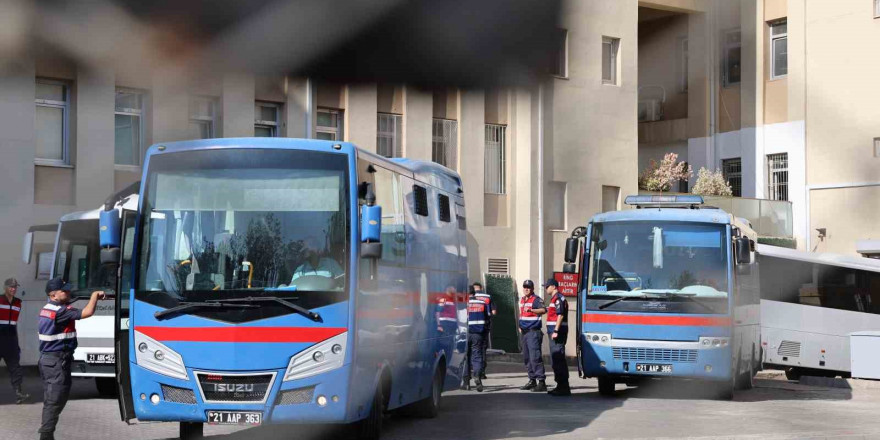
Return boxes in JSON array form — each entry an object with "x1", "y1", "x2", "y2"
[
  {"x1": 722, "y1": 158, "x2": 742, "y2": 197},
  {"x1": 413, "y1": 185, "x2": 428, "y2": 217},
  {"x1": 767, "y1": 153, "x2": 788, "y2": 201},
  {"x1": 376, "y1": 113, "x2": 402, "y2": 158},
  {"x1": 432, "y1": 118, "x2": 458, "y2": 169},
  {"x1": 484, "y1": 124, "x2": 506, "y2": 194},
  {"x1": 438, "y1": 194, "x2": 451, "y2": 222}
]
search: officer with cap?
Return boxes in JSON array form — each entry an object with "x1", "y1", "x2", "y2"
[
  {"x1": 38, "y1": 277, "x2": 105, "y2": 440},
  {"x1": 464, "y1": 285, "x2": 492, "y2": 392},
  {"x1": 518, "y1": 279, "x2": 547, "y2": 392},
  {"x1": 1, "y1": 277, "x2": 29, "y2": 403},
  {"x1": 544, "y1": 278, "x2": 571, "y2": 396}
]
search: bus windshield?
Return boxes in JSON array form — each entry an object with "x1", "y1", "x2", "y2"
[
  {"x1": 55, "y1": 219, "x2": 114, "y2": 296},
  {"x1": 136, "y1": 149, "x2": 349, "y2": 313},
  {"x1": 586, "y1": 221, "x2": 730, "y2": 313}
]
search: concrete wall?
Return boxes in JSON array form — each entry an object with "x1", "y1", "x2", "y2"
[{"x1": 638, "y1": 12, "x2": 690, "y2": 120}]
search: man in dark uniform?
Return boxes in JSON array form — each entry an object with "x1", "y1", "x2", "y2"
[
  {"x1": 518, "y1": 280, "x2": 547, "y2": 392},
  {"x1": 464, "y1": 287, "x2": 492, "y2": 392},
  {"x1": 544, "y1": 278, "x2": 571, "y2": 396},
  {"x1": 38, "y1": 277, "x2": 105, "y2": 440},
  {"x1": 1, "y1": 278, "x2": 29, "y2": 403},
  {"x1": 472, "y1": 282, "x2": 494, "y2": 379}
]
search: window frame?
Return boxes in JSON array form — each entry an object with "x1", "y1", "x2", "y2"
[
  {"x1": 551, "y1": 29, "x2": 569, "y2": 78},
  {"x1": 602, "y1": 36, "x2": 620, "y2": 86},
  {"x1": 767, "y1": 153, "x2": 789, "y2": 201},
  {"x1": 189, "y1": 95, "x2": 218, "y2": 139},
  {"x1": 376, "y1": 112, "x2": 402, "y2": 158},
  {"x1": 875, "y1": 0, "x2": 880, "y2": 19},
  {"x1": 413, "y1": 185, "x2": 429, "y2": 217},
  {"x1": 255, "y1": 101, "x2": 281, "y2": 138},
  {"x1": 316, "y1": 107, "x2": 343, "y2": 141},
  {"x1": 484, "y1": 124, "x2": 507, "y2": 195},
  {"x1": 679, "y1": 37, "x2": 689, "y2": 93},
  {"x1": 722, "y1": 158, "x2": 743, "y2": 197},
  {"x1": 431, "y1": 118, "x2": 459, "y2": 169},
  {"x1": 769, "y1": 20, "x2": 788, "y2": 80},
  {"x1": 722, "y1": 29, "x2": 742, "y2": 87},
  {"x1": 34, "y1": 78, "x2": 71, "y2": 167},
  {"x1": 114, "y1": 87, "x2": 146, "y2": 168}
]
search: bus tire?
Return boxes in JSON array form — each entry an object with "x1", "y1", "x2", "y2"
[
  {"x1": 597, "y1": 377, "x2": 616, "y2": 396},
  {"x1": 179, "y1": 422, "x2": 203, "y2": 440},
  {"x1": 411, "y1": 364, "x2": 444, "y2": 418},
  {"x1": 96, "y1": 377, "x2": 117, "y2": 397},
  {"x1": 784, "y1": 367, "x2": 802, "y2": 381},
  {"x1": 357, "y1": 385, "x2": 386, "y2": 440}
]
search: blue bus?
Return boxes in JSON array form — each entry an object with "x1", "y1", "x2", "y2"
[
  {"x1": 104, "y1": 139, "x2": 469, "y2": 439},
  {"x1": 562, "y1": 195, "x2": 760, "y2": 399}
]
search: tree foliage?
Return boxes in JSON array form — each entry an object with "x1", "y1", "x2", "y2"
[
  {"x1": 638, "y1": 153, "x2": 693, "y2": 192},
  {"x1": 691, "y1": 167, "x2": 733, "y2": 196}
]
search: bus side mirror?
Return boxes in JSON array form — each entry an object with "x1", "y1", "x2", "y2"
[
  {"x1": 360, "y1": 183, "x2": 382, "y2": 259},
  {"x1": 22, "y1": 232, "x2": 34, "y2": 264},
  {"x1": 564, "y1": 238, "x2": 579, "y2": 264},
  {"x1": 735, "y1": 237, "x2": 752, "y2": 265}
]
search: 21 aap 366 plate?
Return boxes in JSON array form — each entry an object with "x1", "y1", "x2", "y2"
[{"x1": 636, "y1": 363, "x2": 673, "y2": 373}]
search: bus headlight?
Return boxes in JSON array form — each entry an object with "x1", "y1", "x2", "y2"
[
  {"x1": 585, "y1": 333, "x2": 612, "y2": 347},
  {"x1": 284, "y1": 332, "x2": 347, "y2": 382},
  {"x1": 134, "y1": 331, "x2": 188, "y2": 381},
  {"x1": 699, "y1": 337, "x2": 730, "y2": 348}
]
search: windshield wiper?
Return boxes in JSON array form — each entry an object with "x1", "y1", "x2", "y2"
[
  {"x1": 598, "y1": 295, "x2": 646, "y2": 310},
  {"x1": 154, "y1": 301, "x2": 258, "y2": 320},
  {"x1": 209, "y1": 296, "x2": 323, "y2": 322},
  {"x1": 661, "y1": 292, "x2": 716, "y2": 313}
]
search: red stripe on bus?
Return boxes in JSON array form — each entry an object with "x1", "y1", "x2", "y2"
[
  {"x1": 582, "y1": 314, "x2": 730, "y2": 327},
  {"x1": 135, "y1": 326, "x2": 347, "y2": 343}
]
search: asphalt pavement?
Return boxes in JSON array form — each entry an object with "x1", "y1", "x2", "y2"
[{"x1": 2, "y1": 362, "x2": 880, "y2": 440}]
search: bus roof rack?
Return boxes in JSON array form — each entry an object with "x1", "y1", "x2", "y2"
[{"x1": 624, "y1": 195, "x2": 704, "y2": 209}]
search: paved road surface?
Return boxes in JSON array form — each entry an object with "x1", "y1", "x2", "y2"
[{"x1": 2, "y1": 363, "x2": 879, "y2": 440}]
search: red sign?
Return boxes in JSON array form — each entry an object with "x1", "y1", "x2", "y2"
[{"x1": 554, "y1": 272, "x2": 579, "y2": 297}]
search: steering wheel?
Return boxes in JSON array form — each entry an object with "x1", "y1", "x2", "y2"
[{"x1": 288, "y1": 275, "x2": 339, "y2": 291}]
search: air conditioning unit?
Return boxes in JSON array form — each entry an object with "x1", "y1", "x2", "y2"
[{"x1": 638, "y1": 99, "x2": 664, "y2": 122}]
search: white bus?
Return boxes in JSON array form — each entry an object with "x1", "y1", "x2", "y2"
[{"x1": 758, "y1": 244, "x2": 880, "y2": 379}]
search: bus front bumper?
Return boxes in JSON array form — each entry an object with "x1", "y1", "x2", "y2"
[
  {"x1": 581, "y1": 335, "x2": 733, "y2": 381},
  {"x1": 130, "y1": 363, "x2": 354, "y2": 424}
]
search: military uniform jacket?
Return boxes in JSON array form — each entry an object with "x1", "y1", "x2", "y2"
[{"x1": 38, "y1": 301, "x2": 81, "y2": 353}]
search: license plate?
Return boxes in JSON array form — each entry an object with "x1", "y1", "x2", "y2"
[
  {"x1": 207, "y1": 411, "x2": 262, "y2": 426},
  {"x1": 636, "y1": 363, "x2": 673, "y2": 373},
  {"x1": 86, "y1": 353, "x2": 115, "y2": 364}
]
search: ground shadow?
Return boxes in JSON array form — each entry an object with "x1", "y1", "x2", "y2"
[
  {"x1": 0, "y1": 367, "x2": 116, "y2": 405},
  {"x1": 610, "y1": 376, "x2": 853, "y2": 402}
]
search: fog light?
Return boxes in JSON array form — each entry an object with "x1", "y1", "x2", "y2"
[
  {"x1": 331, "y1": 344, "x2": 343, "y2": 355},
  {"x1": 601, "y1": 336, "x2": 609, "y2": 342},
  {"x1": 154, "y1": 350, "x2": 165, "y2": 361},
  {"x1": 317, "y1": 395, "x2": 328, "y2": 407},
  {"x1": 721, "y1": 339, "x2": 728, "y2": 346},
  {"x1": 712, "y1": 339, "x2": 720, "y2": 347},
  {"x1": 705, "y1": 365, "x2": 713, "y2": 372},
  {"x1": 701, "y1": 339, "x2": 710, "y2": 346},
  {"x1": 138, "y1": 342, "x2": 148, "y2": 353},
  {"x1": 140, "y1": 393, "x2": 146, "y2": 401},
  {"x1": 599, "y1": 361, "x2": 606, "y2": 368},
  {"x1": 150, "y1": 394, "x2": 160, "y2": 404},
  {"x1": 313, "y1": 351, "x2": 325, "y2": 362},
  {"x1": 332, "y1": 395, "x2": 339, "y2": 403},
  {"x1": 592, "y1": 335, "x2": 599, "y2": 342}
]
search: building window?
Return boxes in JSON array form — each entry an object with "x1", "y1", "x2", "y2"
[
  {"x1": 255, "y1": 101, "x2": 280, "y2": 137},
  {"x1": 35, "y1": 79, "x2": 69, "y2": 166},
  {"x1": 722, "y1": 158, "x2": 742, "y2": 197},
  {"x1": 679, "y1": 162, "x2": 689, "y2": 192},
  {"x1": 874, "y1": 137, "x2": 880, "y2": 157},
  {"x1": 484, "y1": 124, "x2": 506, "y2": 194},
  {"x1": 376, "y1": 113, "x2": 401, "y2": 157},
  {"x1": 723, "y1": 30, "x2": 742, "y2": 87},
  {"x1": 770, "y1": 20, "x2": 788, "y2": 79},
  {"x1": 680, "y1": 38, "x2": 689, "y2": 92},
  {"x1": 602, "y1": 37, "x2": 620, "y2": 85},
  {"x1": 551, "y1": 29, "x2": 568, "y2": 77},
  {"x1": 875, "y1": 0, "x2": 880, "y2": 18},
  {"x1": 316, "y1": 108, "x2": 343, "y2": 141},
  {"x1": 115, "y1": 88, "x2": 145, "y2": 166},
  {"x1": 189, "y1": 96, "x2": 217, "y2": 139},
  {"x1": 767, "y1": 153, "x2": 788, "y2": 201},
  {"x1": 432, "y1": 118, "x2": 458, "y2": 169},
  {"x1": 547, "y1": 181, "x2": 567, "y2": 230}
]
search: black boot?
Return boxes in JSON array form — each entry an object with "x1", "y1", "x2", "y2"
[
  {"x1": 549, "y1": 383, "x2": 571, "y2": 396},
  {"x1": 39, "y1": 433, "x2": 55, "y2": 440},
  {"x1": 479, "y1": 373, "x2": 488, "y2": 380},
  {"x1": 460, "y1": 379, "x2": 471, "y2": 391},
  {"x1": 531, "y1": 380, "x2": 547, "y2": 392},
  {"x1": 519, "y1": 379, "x2": 537, "y2": 390},
  {"x1": 15, "y1": 386, "x2": 29, "y2": 404},
  {"x1": 475, "y1": 378, "x2": 484, "y2": 392}
]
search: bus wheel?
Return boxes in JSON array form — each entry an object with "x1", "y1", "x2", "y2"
[
  {"x1": 357, "y1": 385, "x2": 386, "y2": 440},
  {"x1": 784, "y1": 367, "x2": 802, "y2": 381},
  {"x1": 411, "y1": 365, "x2": 444, "y2": 418},
  {"x1": 179, "y1": 422, "x2": 203, "y2": 440},
  {"x1": 96, "y1": 377, "x2": 117, "y2": 397},
  {"x1": 597, "y1": 377, "x2": 616, "y2": 396}
]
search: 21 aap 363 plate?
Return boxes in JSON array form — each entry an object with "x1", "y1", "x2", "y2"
[{"x1": 206, "y1": 411, "x2": 262, "y2": 425}]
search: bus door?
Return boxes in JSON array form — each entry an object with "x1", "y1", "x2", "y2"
[{"x1": 115, "y1": 210, "x2": 137, "y2": 422}]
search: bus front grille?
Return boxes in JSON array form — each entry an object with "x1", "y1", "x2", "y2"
[
  {"x1": 613, "y1": 347, "x2": 698, "y2": 363},
  {"x1": 276, "y1": 386, "x2": 316, "y2": 405},
  {"x1": 777, "y1": 340, "x2": 801, "y2": 357},
  {"x1": 161, "y1": 384, "x2": 197, "y2": 405},
  {"x1": 196, "y1": 372, "x2": 275, "y2": 403}
]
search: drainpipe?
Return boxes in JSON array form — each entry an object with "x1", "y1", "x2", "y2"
[
  {"x1": 708, "y1": 3, "x2": 718, "y2": 170},
  {"x1": 305, "y1": 77, "x2": 314, "y2": 138},
  {"x1": 537, "y1": 83, "x2": 545, "y2": 297}
]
